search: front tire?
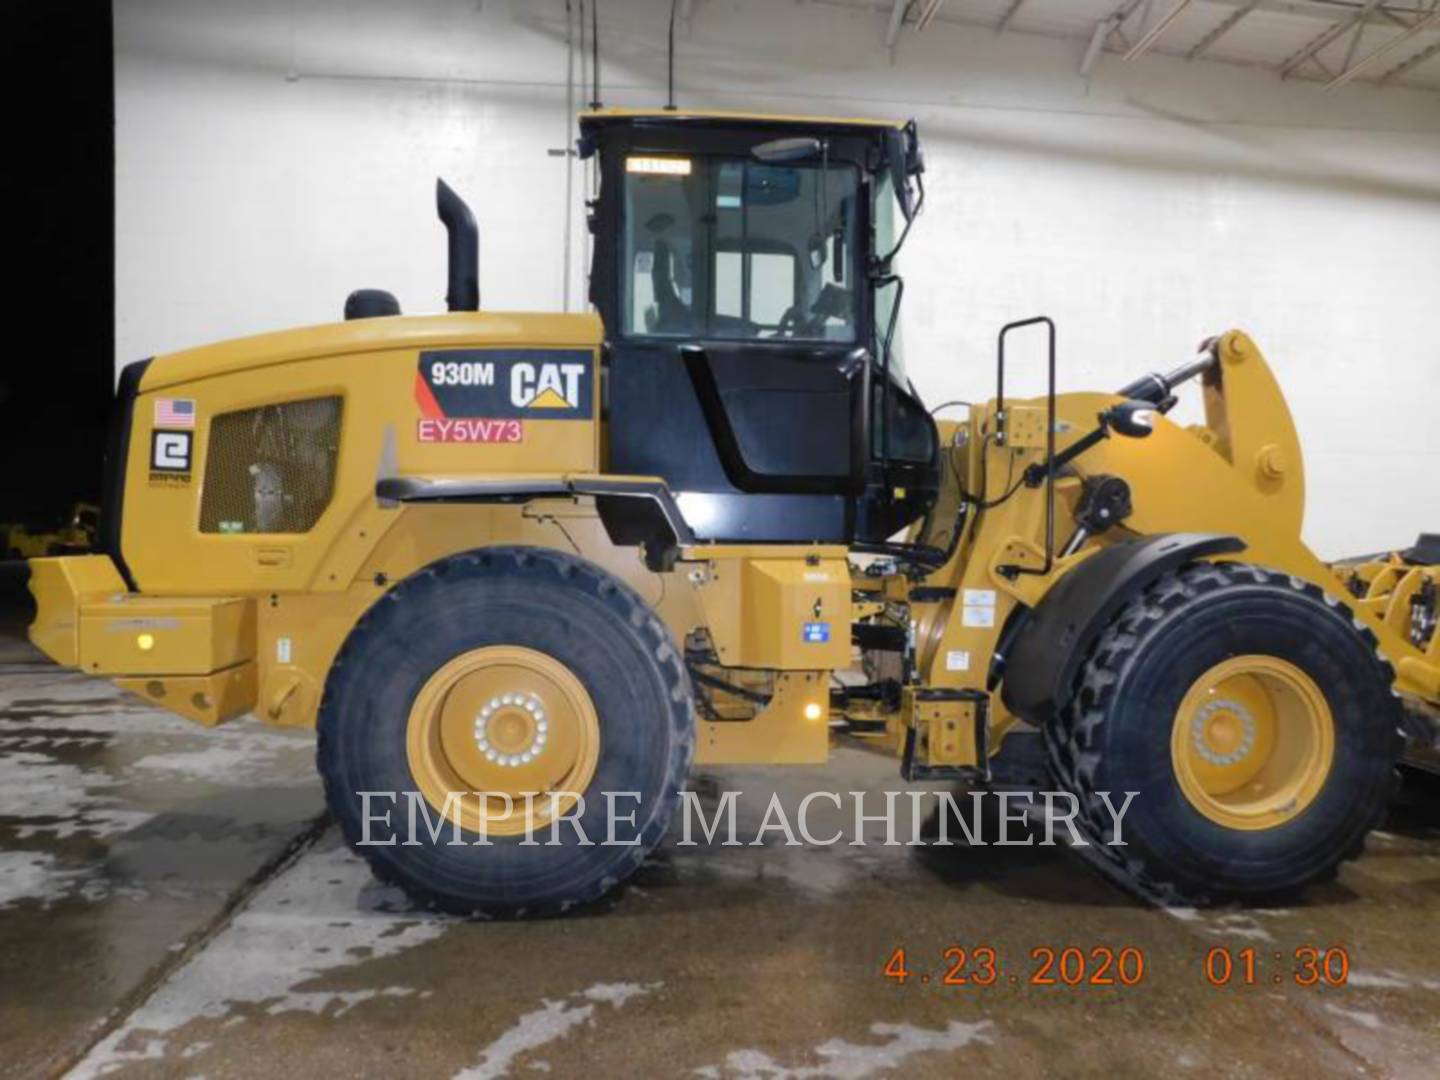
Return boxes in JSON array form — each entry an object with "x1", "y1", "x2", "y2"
[
  {"x1": 317, "y1": 546, "x2": 694, "y2": 917},
  {"x1": 1046, "y1": 561, "x2": 1402, "y2": 904}
]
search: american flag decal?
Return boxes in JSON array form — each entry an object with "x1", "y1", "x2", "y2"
[{"x1": 154, "y1": 398, "x2": 196, "y2": 429}]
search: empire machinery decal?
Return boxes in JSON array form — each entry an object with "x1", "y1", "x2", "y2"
[{"x1": 414, "y1": 348, "x2": 593, "y2": 443}]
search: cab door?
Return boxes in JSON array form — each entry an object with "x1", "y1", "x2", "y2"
[{"x1": 604, "y1": 150, "x2": 867, "y2": 541}]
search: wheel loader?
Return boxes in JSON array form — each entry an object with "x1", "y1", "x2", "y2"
[{"x1": 27, "y1": 108, "x2": 1435, "y2": 915}]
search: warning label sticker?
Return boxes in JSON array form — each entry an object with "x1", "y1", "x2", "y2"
[
  {"x1": 802, "y1": 622, "x2": 831, "y2": 644},
  {"x1": 961, "y1": 588, "x2": 997, "y2": 628}
]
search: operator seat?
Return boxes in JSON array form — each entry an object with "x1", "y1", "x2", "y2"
[{"x1": 650, "y1": 239, "x2": 692, "y2": 334}]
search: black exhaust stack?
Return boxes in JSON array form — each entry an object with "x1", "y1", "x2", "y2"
[{"x1": 436, "y1": 178, "x2": 479, "y2": 312}]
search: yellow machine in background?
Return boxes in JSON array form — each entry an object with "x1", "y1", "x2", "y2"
[
  {"x1": 1331, "y1": 540, "x2": 1440, "y2": 767},
  {"x1": 4, "y1": 502, "x2": 98, "y2": 559},
  {"x1": 28, "y1": 110, "x2": 1430, "y2": 915}
]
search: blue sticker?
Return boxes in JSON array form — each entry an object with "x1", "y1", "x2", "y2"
[{"x1": 802, "y1": 621, "x2": 831, "y2": 644}]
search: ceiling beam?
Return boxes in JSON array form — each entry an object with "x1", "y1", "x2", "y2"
[
  {"x1": 1279, "y1": 0, "x2": 1384, "y2": 77},
  {"x1": 1223, "y1": 0, "x2": 1429, "y2": 19},
  {"x1": 884, "y1": 0, "x2": 908, "y2": 48},
  {"x1": 1081, "y1": 0, "x2": 1148, "y2": 73},
  {"x1": 1186, "y1": 0, "x2": 1261, "y2": 59},
  {"x1": 1081, "y1": 15, "x2": 1119, "y2": 74},
  {"x1": 1327, "y1": 6, "x2": 1440, "y2": 87},
  {"x1": 1339, "y1": 13, "x2": 1370, "y2": 68},
  {"x1": 1124, "y1": 0, "x2": 1196, "y2": 59},
  {"x1": 997, "y1": 0, "x2": 1027, "y2": 33},
  {"x1": 856, "y1": 0, "x2": 1440, "y2": 89},
  {"x1": 1378, "y1": 32, "x2": 1440, "y2": 80},
  {"x1": 915, "y1": 0, "x2": 947, "y2": 31}
]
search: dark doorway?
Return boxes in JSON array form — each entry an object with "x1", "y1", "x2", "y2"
[{"x1": 0, "y1": 1, "x2": 115, "y2": 535}]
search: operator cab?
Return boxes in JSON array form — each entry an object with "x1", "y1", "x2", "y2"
[{"x1": 579, "y1": 109, "x2": 939, "y2": 544}]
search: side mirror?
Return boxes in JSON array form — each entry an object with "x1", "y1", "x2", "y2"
[
  {"x1": 1104, "y1": 400, "x2": 1157, "y2": 439},
  {"x1": 886, "y1": 129, "x2": 914, "y2": 222},
  {"x1": 885, "y1": 122, "x2": 924, "y2": 222}
]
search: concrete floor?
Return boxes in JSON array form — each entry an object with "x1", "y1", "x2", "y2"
[{"x1": 2, "y1": 572, "x2": 1439, "y2": 1079}]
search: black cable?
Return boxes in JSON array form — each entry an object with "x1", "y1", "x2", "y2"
[
  {"x1": 930, "y1": 400, "x2": 971, "y2": 415},
  {"x1": 877, "y1": 172, "x2": 925, "y2": 269},
  {"x1": 876, "y1": 273, "x2": 904, "y2": 463},
  {"x1": 850, "y1": 539, "x2": 948, "y2": 569},
  {"x1": 577, "y1": 0, "x2": 587, "y2": 109},
  {"x1": 820, "y1": 138, "x2": 829, "y2": 258},
  {"x1": 666, "y1": 0, "x2": 677, "y2": 110},
  {"x1": 972, "y1": 430, "x2": 996, "y2": 505},
  {"x1": 916, "y1": 434, "x2": 967, "y2": 554},
  {"x1": 686, "y1": 664, "x2": 773, "y2": 707},
  {"x1": 913, "y1": 498, "x2": 969, "y2": 573},
  {"x1": 973, "y1": 469, "x2": 1026, "y2": 511},
  {"x1": 590, "y1": 0, "x2": 601, "y2": 109},
  {"x1": 872, "y1": 166, "x2": 924, "y2": 471},
  {"x1": 973, "y1": 427, "x2": 1024, "y2": 510}
]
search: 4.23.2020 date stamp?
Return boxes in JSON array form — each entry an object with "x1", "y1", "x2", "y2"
[{"x1": 883, "y1": 944, "x2": 1148, "y2": 988}]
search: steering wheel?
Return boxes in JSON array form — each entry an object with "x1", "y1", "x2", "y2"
[{"x1": 773, "y1": 305, "x2": 805, "y2": 338}]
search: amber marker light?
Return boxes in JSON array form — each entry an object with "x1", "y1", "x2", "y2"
[{"x1": 626, "y1": 156, "x2": 692, "y2": 175}]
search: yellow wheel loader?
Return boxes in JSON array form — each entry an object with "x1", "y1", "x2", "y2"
[{"x1": 28, "y1": 108, "x2": 1433, "y2": 915}]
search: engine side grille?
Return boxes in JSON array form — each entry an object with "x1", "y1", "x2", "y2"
[{"x1": 199, "y1": 396, "x2": 343, "y2": 534}]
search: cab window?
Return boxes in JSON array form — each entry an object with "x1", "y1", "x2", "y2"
[{"x1": 622, "y1": 155, "x2": 858, "y2": 342}]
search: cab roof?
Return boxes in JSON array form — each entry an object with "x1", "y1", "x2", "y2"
[{"x1": 579, "y1": 106, "x2": 906, "y2": 131}]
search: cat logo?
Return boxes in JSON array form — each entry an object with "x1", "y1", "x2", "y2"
[
  {"x1": 510, "y1": 361, "x2": 586, "y2": 410},
  {"x1": 416, "y1": 348, "x2": 594, "y2": 432}
]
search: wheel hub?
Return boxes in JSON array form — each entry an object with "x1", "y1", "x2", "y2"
[
  {"x1": 474, "y1": 692, "x2": 549, "y2": 766},
  {"x1": 1170, "y1": 654, "x2": 1334, "y2": 831},
  {"x1": 1191, "y1": 698, "x2": 1256, "y2": 766},
  {"x1": 406, "y1": 645, "x2": 600, "y2": 836}
]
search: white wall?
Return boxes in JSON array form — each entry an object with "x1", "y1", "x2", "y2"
[{"x1": 115, "y1": 0, "x2": 1440, "y2": 558}]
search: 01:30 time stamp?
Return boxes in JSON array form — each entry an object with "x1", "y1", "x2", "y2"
[{"x1": 1204, "y1": 946, "x2": 1350, "y2": 987}]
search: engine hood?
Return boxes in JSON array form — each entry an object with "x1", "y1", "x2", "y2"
[{"x1": 140, "y1": 311, "x2": 603, "y2": 392}]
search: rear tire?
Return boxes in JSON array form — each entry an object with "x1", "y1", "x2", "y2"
[
  {"x1": 317, "y1": 546, "x2": 694, "y2": 917},
  {"x1": 1046, "y1": 561, "x2": 1402, "y2": 904}
]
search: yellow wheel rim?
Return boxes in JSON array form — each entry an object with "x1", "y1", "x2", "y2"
[
  {"x1": 1170, "y1": 654, "x2": 1334, "y2": 831},
  {"x1": 405, "y1": 645, "x2": 600, "y2": 837}
]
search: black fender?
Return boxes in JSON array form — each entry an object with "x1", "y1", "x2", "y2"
[
  {"x1": 374, "y1": 474, "x2": 694, "y2": 571},
  {"x1": 1000, "y1": 532, "x2": 1246, "y2": 724}
]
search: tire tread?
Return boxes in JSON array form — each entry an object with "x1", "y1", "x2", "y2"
[
  {"x1": 316, "y1": 545, "x2": 695, "y2": 918},
  {"x1": 1044, "y1": 560, "x2": 1402, "y2": 906}
]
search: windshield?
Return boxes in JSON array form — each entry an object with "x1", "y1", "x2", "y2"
[
  {"x1": 621, "y1": 155, "x2": 859, "y2": 342},
  {"x1": 873, "y1": 172, "x2": 906, "y2": 383}
]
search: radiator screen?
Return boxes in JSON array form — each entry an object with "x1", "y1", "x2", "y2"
[{"x1": 199, "y1": 396, "x2": 342, "y2": 534}]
